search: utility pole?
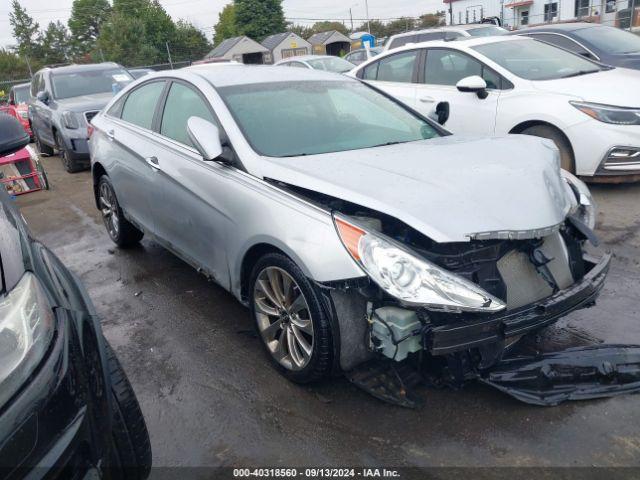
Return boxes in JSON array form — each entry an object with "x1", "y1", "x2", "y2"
[
  {"x1": 349, "y1": 8, "x2": 354, "y2": 31},
  {"x1": 449, "y1": 0, "x2": 454, "y2": 25},
  {"x1": 99, "y1": 48, "x2": 106, "y2": 63},
  {"x1": 631, "y1": 0, "x2": 637, "y2": 31},
  {"x1": 166, "y1": 42, "x2": 174, "y2": 69},
  {"x1": 24, "y1": 55, "x2": 33, "y2": 78},
  {"x1": 365, "y1": 0, "x2": 371, "y2": 33}
]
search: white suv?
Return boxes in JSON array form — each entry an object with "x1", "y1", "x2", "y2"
[
  {"x1": 384, "y1": 24, "x2": 507, "y2": 51},
  {"x1": 351, "y1": 36, "x2": 640, "y2": 181}
]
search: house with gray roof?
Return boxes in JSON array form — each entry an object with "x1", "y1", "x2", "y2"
[
  {"x1": 307, "y1": 30, "x2": 352, "y2": 56},
  {"x1": 261, "y1": 32, "x2": 312, "y2": 64},
  {"x1": 205, "y1": 36, "x2": 268, "y2": 64}
]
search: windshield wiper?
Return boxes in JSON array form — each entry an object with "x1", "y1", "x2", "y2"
[
  {"x1": 560, "y1": 69, "x2": 599, "y2": 79},
  {"x1": 371, "y1": 141, "x2": 406, "y2": 148}
]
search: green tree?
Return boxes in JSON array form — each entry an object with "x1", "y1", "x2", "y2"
[
  {"x1": 309, "y1": 21, "x2": 349, "y2": 36},
  {"x1": 234, "y1": 0, "x2": 286, "y2": 41},
  {"x1": 172, "y1": 20, "x2": 211, "y2": 61},
  {"x1": 286, "y1": 23, "x2": 312, "y2": 39},
  {"x1": 8, "y1": 0, "x2": 40, "y2": 61},
  {"x1": 0, "y1": 48, "x2": 32, "y2": 79},
  {"x1": 39, "y1": 21, "x2": 71, "y2": 64},
  {"x1": 385, "y1": 17, "x2": 416, "y2": 37},
  {"x1": 418, "y1": 12, "x2": 446, "y2": 28},
  {"x1": 68, "y1": 0, "x2": 111, "y2": 56},
  {"x1": 97, "y1": 12, "x2": 160, "y2": 65},
  {"x1": 357, "y1": 19, "x2": 386, "y2": 39},
  {"x1": 214, "y1": 3, "x2": 237, "y2": 45}
]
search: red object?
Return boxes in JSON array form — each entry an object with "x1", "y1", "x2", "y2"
[
  {"x1": 0, "y1": 103, "x2": 32, "y2": 138},
  {"x1": 0, "y1": 147, "x2": 45, "y2": 196}
]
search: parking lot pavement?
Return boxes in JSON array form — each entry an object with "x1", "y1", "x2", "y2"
[{"x1": 15, "y1": 153, "x2": 640, "y2": 468}]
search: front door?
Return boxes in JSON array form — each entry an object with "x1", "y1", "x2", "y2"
[
  {"x1": 416, "y1": 48, "x2": 501, "y2": 135},
  {"x1": 363, "y1": 49, "x2": 422, "y2": 110}
]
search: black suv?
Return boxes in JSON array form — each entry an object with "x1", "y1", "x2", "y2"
[{"x1": 0, "y1": 114, "x2": 151, "y2": 479}]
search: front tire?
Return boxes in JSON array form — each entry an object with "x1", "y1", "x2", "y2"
[
  {"x1": 56, "y1": 132, "x2": 82, "y2": 173},
  {"x1": 104, "y1": 343, "x2": 152, "y2": 480},
  {"x1": 98, "y1": 175, "x2": 144, "y2": 248},
  {"x1": 521, "y1": 125, "x2": 575, "y2": 174},
  {"x1": 249, "y1": 253, "x2": 334, "y2": 383},
  {"x1": 35, "y1": 133, "x2": 54, "y2": 156}
]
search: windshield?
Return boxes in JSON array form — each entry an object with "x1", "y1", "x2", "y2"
[
  {"x1": 12, "y1": 86, "x2": 29, "y2": 104},
  {"x1": 51, "y1": 68, "x2": 133, "y2": 100},
  {"x1": 218, "y1": 80, "x2": 440, "y2": 157},
  {"x1": 574, "y1": 25, "x2": 640, "y2": 54},
  {"x1": 467, "y1": 26, "x2": 508, "y2": 37},
  {"x1": 306, "y1": 57, "x2": 356, "y2": 73},
  {"x1": 473, "y1": 39, "x2": 604, "y2": 80}
]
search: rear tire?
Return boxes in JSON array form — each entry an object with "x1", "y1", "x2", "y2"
[
  {"x1": 104, "y1": 342, "x2": 152, "y2": 480},
  {"x1": 249, "y1": 252, "x2": 334, "y2": 384},
  {"x1": 521, "y1": 125, "x2": 575, "y2": 174},
  {"x1": 98, "y1": 175, "x2": 144, "y2": 248}
]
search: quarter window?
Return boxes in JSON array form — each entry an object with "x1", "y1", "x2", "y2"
[
  {"x1": 121, "y1": 81, "x2": 165, "y2": 130},
  {"x1": 160, "y1": 82, "x2": 216, "y2": 147},
  {"x1": 424, "y1": 49, "x2": 501, "y2": 89}
]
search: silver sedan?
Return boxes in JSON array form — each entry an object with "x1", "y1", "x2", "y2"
[{"x1": 89, "y1": 65, "x2": 608, "y2": 389}]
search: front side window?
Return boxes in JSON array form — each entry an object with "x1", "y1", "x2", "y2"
[
  {"x1": 160, "y1": 83, "x2": 216, "y2": 146},
  {"x1": 375, "y1": 50, "x2": 419, "y2": 83},
  {"x1": 473, "y1": 39, "x2": 604, "y2": 81},
  {"x1": 424, "y1": 49, "x2": 501, "y2": 89},
  {"x1": 51, "y1": 68, "x2": 133, "y2": 100},
  {"x1": 121, "y1": 81, "x2": 165, "y2": 130},
  {"x1": 388, "y1": 34, "x2": 418, "y2": 50},
  {"x1": 218, "y1": 80, "x2": 439, "y2": 157},
  {"x1": 467, "y1": 26, "x2": 508, "y2": 37},
  {"x1": 416, "y1": 32, "x2": 446, "y2": 42},
  {"x1": 12, "y1": 86, "x2": 29, "y2": 104}
]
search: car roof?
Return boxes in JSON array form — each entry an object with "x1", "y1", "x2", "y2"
[
  {"x1": 45, "y1": 62, "x2": 123, "y2": 75},
  {"x1": 389, "y1": 24, "x2": 498, "y2": 38},
  {"x1": 516, "y1": 22, "x2": 598, "y2": 33},
  {"x1": 277, "y1": 55, "x2": 335, "y2": 63},
  {"x1": 187, "y1": 65, "x2": 354, "y2": 87},
  {"x1": 386, "y1": 34, "x2": 527, "y2": 52}
]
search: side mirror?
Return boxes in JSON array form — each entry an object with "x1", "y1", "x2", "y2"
[
  {"x1": 456, "y1": 75, "x2": 489, "y2": 99},
  {"x1": 0, "y1": 114, "x2": 30, "y2": 156},
  {"x1": 36, "y1": 90, "x2": 49, "y2": 104},
  {"x1": 187, "y1": 117, "x2": 223, "y2": 162},
  {"x1": 435, "y1": 101, "x2": 450, "y2": 126}
]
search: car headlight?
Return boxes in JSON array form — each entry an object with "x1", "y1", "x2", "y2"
[
  {"x1": 0, "y1": 273, "x2": 55, "y2": 408},
  {"x1": 570, "y1": 101, "x2": 640, "y2": 126},
  {"x1": 62, "y1": 111, "x2": 80, "y2": 129},
  {"x1": 562, "y1": 170, "x2": 596, "y2": 229},
  {"x1": 333, "y1": 214, "x2": 506, "y2": 313}
]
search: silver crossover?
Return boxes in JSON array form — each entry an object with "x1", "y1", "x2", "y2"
[{"x1": 89, "y1": 65, "x2": 609, "y2": 386}]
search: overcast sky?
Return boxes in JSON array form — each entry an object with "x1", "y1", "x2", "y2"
[{"x1": 0, "y1": 0, "x2": 446, "y2": 49}]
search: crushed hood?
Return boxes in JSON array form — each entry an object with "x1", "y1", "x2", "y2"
[
  {"x1": 261, "y1": 135, "x2": 572, "y2": 243},
  {"x1": 533, "y1": 67, "x2": 640, "y2": 107}
]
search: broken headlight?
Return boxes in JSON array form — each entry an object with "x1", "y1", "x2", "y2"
[
  {"x1": 333, "y1": 214, "x2": 506, "y2": 313},
  {"x1": 0, "y1": 273, "x2": 55, "y2": 408},
  {"x1": 562, "y1": 170, "x2": 596, "y2": 229}
]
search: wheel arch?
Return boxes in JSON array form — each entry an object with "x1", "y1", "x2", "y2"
[
  {"x1": 92, "y1": 162, "x2": 107, "y2": 209},
  {"x1": 509, "y1": 120, "x2": 575, "y2": 163},
  {"x1": 239, "y1": 242, "x2": 294, "y2": 303}
]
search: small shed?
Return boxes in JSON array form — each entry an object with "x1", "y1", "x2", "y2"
[
  {"x1": 307, "y1": 30, "x2": 352, "y2": 57},
  {"x1": 261, "y1": 32, "x2": 312, "y2": 64},
  {"x1": 205, "y1": 36, "x2": 268, "y2": 64}
]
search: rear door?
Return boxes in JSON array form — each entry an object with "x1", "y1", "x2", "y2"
[
  {"x1": 147, "y1": 80, "x2": 231, "y2": 286},
  {"x1": 360, "y1": 49, "x2": 421, "y2": 109},
  {"x1": 105, "y1": 80, "x2": 167, "y2": 233},
  {"x1": 416, "y1": 47, "x2": 503, "y2": 134}
]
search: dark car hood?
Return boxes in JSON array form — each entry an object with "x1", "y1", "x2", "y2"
[
  {"x1": 55, "y1": 92, "x2": 115, "y2": 113},
  {"x1": 0, "y1": 189, "x2": 28, "y2": 291},
  {"x1": 611, "y1": 53, "x2": 640, "y2": 70}
]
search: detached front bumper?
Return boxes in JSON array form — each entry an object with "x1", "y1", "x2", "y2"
[{"x1": 428, "y1": 253, "x2": 611, "y2": 356}]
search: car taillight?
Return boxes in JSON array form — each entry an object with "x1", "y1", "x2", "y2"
[{"x1": 87, "y1": 125, "x2": 95, "y2": 138}]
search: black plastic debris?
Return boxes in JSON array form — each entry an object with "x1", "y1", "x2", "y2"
[
  {"x1": 480, "y1": 345, "x2": 640, "y2": 406},
  {"x1": 346, "y1": 360, "x2": 424, "y2": 408}
]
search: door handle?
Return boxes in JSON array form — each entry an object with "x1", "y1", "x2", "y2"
[
  {"x1": 419, "y1": 96, "x2": 435, "y2": 103},
  {"x1": 145, "y1": 156, "x2": 161, "y2": 171},
  {"x1": 106, "y1": 129, "x2": 115, "y2": 140}
]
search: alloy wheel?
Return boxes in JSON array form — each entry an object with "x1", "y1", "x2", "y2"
[
  {"x1": 99, "y1": 182, "x2": 120, "y2": 240},
  {"x1": 253, "y1": 267, "x2": 314, "y2": 371}
]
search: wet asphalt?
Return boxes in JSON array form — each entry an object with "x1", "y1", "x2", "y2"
[{"x1": 15, "y1": 153, "x2": 640, "y2": 469}]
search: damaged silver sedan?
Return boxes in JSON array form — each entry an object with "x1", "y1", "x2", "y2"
[{"x1": 89, "y1": 65, "x2": 638, "y2": 406}]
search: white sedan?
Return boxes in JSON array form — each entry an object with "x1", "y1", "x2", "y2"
[{"x1": 349, "y1": 36, "x2": 640, "y2": 181}]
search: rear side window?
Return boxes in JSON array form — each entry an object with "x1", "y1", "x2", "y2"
[
  {"x1": 374, "y1": 50, "x2": 419, "y2": 83},
  {"x1": 389, "y1": 34, "x2": 418, "y2": 50},
  {"x1": 417, "y1": 32, "x2": 446, "y2": 42},
  {"x1": 527, "y1": 33, "x2": 593, "y2": 58},
  {"x1": 121, "y1": 81, "x2": 165, "y2": 130},
  {"x1": 160, "y1": 82, "x2": 217, "y2": 146}
]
